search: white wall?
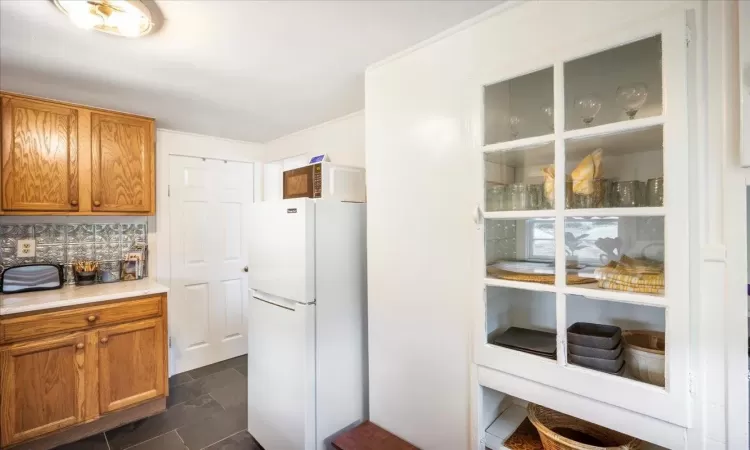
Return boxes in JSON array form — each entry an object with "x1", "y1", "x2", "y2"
[
  {"x1": 365, "y1": 1, "x2": 704, "y2": 449},
  {"x1": 264, "y1": 110, "x2": 365, "y2": 167}
]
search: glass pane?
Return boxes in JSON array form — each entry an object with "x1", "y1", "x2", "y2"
[
  {"x1": 566, "y1": 295, "x2": 666, "y2": 388},
  {"x1": 485, "y1": 218, "x2": 556, "y2": 284},
  {"x1": 487, "y1": 286, "x2": 557, "y2": 360},
  {"x1": 484, "y1": 143, "x2": 554, "y2": 212},
  {"x1": 564, "y1": 125, "x2": 663, "y2": 209},
  {"x1": 564, "y1": 216, "x2": 664, "y2": 294},
  {"x1": 484, "y1": 67, "x2": 553, "y2": 145},
  {"x1": 565, "y1": 35, "x2": 662, "y2": 130}
]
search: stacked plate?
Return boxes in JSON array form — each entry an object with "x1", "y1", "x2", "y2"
[
  {"x1": 492, "y1": 327, "x2": 557, "y2": 360},
  {"x1": 567, "y1": 322, "x2": 624, "y2": 374}
]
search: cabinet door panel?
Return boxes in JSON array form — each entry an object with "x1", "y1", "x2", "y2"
[
  {"x1": 0, "y1": 333, "x2": 86, "y2": 447},
  {"x1": 98, "y1": 318, "x2": 165, "y2": 413},
  {"x1": 91, "y1": 113, "x2": 153, "y2": 213},
  {"x1": 1, "y1": 96, "x2": 78, "y2": 211}
]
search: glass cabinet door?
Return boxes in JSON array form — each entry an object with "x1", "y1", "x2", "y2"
[{"x1": 475, "y1": 11, "x2": 690, "y2": 427}]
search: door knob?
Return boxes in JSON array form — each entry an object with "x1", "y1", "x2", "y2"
[
  {"x1": 243, "y1": 266, "x2": 249, "y2": 272},
  {"x1": 100, "y1": 337, "x2": 109, "y2": 344}
]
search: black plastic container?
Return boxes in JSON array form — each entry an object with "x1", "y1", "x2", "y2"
[
  {"x1": 568, "y1": 350, "x2": 625, "y2": 374},
  {"x1": 567, "y1": 322, "x2": 622, "y2": 350},
  {"x1": 568, "y1": 342, "x2": 623, "y2": 359}
]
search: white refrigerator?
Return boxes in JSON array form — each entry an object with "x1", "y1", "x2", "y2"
[{"x1": 246, "y1": 198, "x2": 367, "y2": 450}]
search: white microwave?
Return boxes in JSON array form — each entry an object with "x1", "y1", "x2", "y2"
[{"x1": 283, "y1": 162, "x2": 366, "y2": 202}]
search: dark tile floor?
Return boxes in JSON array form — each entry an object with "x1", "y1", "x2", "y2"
[{"x1": 56, "y1": 355, "x2": 263, "y2": 450}]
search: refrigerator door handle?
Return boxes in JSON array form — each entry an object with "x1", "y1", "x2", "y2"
[
  {"x1": 253, "y1": 295, "x2": 296, "y2": 311},
  {"x1": 252, "y1": 289, "x2": 314, "y2": 310}
]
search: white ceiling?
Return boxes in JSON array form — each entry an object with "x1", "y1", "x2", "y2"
[{"x1": 0, "y1": 0, "x2": 501, "y2": 142}]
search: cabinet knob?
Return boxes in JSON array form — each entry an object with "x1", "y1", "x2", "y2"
[
  {"x1": 71, "y1": 200, "x2": 79, "y2": 206},
  {"x1": 87, "y1": 315, "x2": 97, "y2": 322},
  {"x1": 93, "y1": 200, "x2": 101, "y2": 207},
  {"x1": 76, "y1": 343, "x2": 84, "y2": 350},
  {"x1": 100, "y1": 337, "x2": 109, "y2": 344},
  {"x1": 243, "y1": 266, "x2": 249, "y2": 272}
]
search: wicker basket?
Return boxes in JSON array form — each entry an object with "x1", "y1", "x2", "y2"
[{"x1": 527, "y1": 404, "x2": 642, "y2": 450}]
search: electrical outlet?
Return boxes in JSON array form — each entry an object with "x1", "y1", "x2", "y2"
[{"x1": 17, "y1": 239, "x2": 35, "y2": 258}]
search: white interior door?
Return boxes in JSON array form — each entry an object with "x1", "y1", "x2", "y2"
[{"x1": 170, "y1": 156, "x2": 253, "y2": 373}]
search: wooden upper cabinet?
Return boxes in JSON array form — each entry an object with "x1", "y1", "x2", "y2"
[
  {"x1": 0, "y1": 333, "x2": 86, "y2": 447},
  {"x1": 1, "y1": 96, "x2": 79, "y2": 211},
  {"x1": 97, "y1": 318, "x2": 166, "y2": 414},
  {"x1": 91, "y1": 112, "x2": 154, "y2": 214},
  {"x1": 0, "y1": 91, "x2": 155, "y2": 215}
]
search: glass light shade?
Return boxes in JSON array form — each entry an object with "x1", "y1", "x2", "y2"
[{"x1": 55, "y1": 0, "x2": 153, "y2": 37}]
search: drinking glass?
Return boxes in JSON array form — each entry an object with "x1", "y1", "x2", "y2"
[
  {"x1": 486, "y1": 185, "x2": 505, "y2": 211},
  {"x1": 528, "y1": 184, "x2": 544, "y2": 210},
  {"x1": 541, "y1": 105, "x2": 554, "y2": 131},
  {"x1": 574, "y1": 94, "x2": 602, "y2": 126},
  {"x1": 616, "y1": 82, "x2": 648, "y2": 119},
  {"x1": 613, "y1": 181, "x2": 640, "y2": 207},
  {"x1": 565, "y1": 181, "x2": 574, "y2": 209},
  {"x1": 592, "y1": 178, "x2": 612, "y2": 208},
  {"x1": 510, "y1": 184, "x2": 528, "y2": 211},
  {"x1": 646, "y1": 177, "x2": 664, "y2": 206},
  {"x1": 509, "y1": 116, "x2": 521, "y2": 139}
]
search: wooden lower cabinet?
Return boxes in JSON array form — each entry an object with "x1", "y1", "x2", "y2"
[
  {"x1": 97, "y1": 318, "x2": 166, "y2": 414},
  {"x1": 0, "y1": 334, "x2": 86, "y2": 447},
  {"x1": 0, "y1": 294, "x2": 168, "y2": 448}
]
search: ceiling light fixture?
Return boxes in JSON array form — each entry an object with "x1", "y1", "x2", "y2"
[{"x1": 53, "y1": 0, "x2": 154, "y2": 38}]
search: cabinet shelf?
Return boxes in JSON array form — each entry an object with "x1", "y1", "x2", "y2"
[
  {"x1": 485, "y1": 404, "x2": 528, "y2": 450},
  {"x1": 564, "y1": 207, "x2": 665, "y2": 217},
  {"x1": 563, "y1": 115, "x2": 665, "y2": 143},
  {"x1": 483, "y1": 134, "x2": 555, "y2": 154},
  {"x1": 485, "y1": 210, "x2": 555, "y2": 220},
  {"x1": 562, "y1": 284, "x2": 665, "y2": 307},
  {"x1": 484, "y1": 277, "x2": 557, "y2": 293}
]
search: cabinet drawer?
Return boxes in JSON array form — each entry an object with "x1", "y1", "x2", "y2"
[{"x1": 0, "y1": 296, "x2": 162, "y2": 344}]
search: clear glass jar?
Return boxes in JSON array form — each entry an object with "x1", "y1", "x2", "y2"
[
  {"x1": 486, "y1": 184, "x2": 505, "y2": 212},
  {"x1": 510, "y1": 184, "x2": 528, "y2": 211}
]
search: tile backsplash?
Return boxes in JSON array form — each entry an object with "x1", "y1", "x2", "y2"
[{"x1": 0, "y1": 222, "x2": 147, "y2": 284}]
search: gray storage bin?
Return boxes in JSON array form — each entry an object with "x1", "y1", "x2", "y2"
[
  {"x1": 568, "y1": 350, "x2": 625, "y2": 374},
  {"x1": 567, "y1": 322, "x2": 622, "y2": 350},
  {"x1": 568, "y1": 341, "x2": 623, "y2": 360}
]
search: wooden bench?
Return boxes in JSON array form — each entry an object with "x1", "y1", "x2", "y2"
[{"x1": 332, "y1": 421, "x2": 420, "y2": 450}]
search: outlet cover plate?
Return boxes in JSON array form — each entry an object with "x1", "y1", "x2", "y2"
[{"x1": 17, "y1": 239, "x2": 35, "y2": 258}]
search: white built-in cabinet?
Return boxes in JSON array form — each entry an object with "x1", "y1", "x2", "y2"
[{"x1": 473, "y1": 9, "x2": 692, "y2": 447}]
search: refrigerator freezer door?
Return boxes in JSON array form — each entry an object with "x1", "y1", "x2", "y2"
[
  {"x1": 247, "y1": 198, "x2": 315, "y2": 304},
  {"x1": 247, "y1": 294, "x2": 316, "y2": 450}
]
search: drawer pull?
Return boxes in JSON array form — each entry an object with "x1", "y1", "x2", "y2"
[
  {"x1": 87, "y1": 315, "x2": 98, "y2": 322},
  {"x1": 100, "y1": 337, "x2": 109, "y2": 344},
  {"x1": 76, "y1": 343, "x2": 84, "y2": 349}
]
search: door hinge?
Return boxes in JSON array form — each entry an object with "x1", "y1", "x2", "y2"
[
  {"x1": 688, "y1": 371, "x2": 695, "y2": 396},
  {"x1": 168, "y1": 185, "x2": 171, "y2": 197},
  {"x1": 685, "y1": 24, "x2": 692, "y2": 47},
  {"x1": 169, "y1": 336, "x2": 172, "y2": 348}
]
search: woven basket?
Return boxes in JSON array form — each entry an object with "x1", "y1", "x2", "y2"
[{"x1": 527, "y1": 404, "x2": 642, "y2": 450}]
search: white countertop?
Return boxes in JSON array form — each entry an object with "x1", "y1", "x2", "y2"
[{"x1": 0, "y1": 279, "x2": 169, "y2": 316}]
